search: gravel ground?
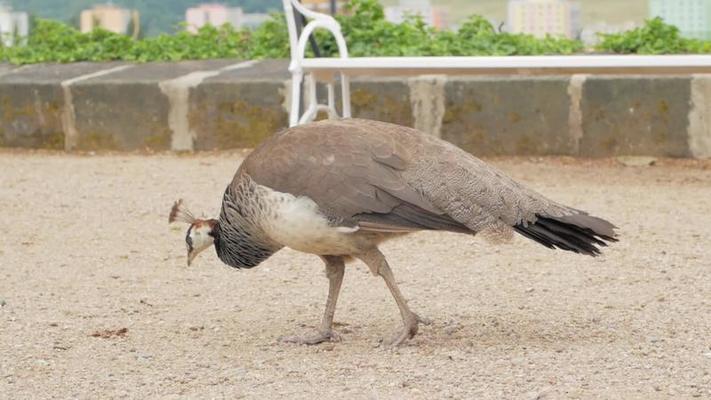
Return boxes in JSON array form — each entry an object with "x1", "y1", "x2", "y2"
[{"x1": 1, "y1": 151, "x2": 710, "y2": 399}]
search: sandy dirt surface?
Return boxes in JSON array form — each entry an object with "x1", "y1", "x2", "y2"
[{"x1": 1, "y1": 151, "x2": 710, "y2": 399}]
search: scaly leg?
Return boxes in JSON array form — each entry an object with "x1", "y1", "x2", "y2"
[
  {"x1": 280, "y1": 255, "x2": 345, "y2": 345},
  {"x1": 358, "y1": 249, "x2": 427, "y2": 346}
]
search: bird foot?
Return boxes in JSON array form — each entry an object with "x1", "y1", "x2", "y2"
[
  {"x1": 415, "y1": 313, "x2": 433, "y2": 326},
  {"x1": 385, "y1": 313, "x2": 422, "y2": 347},
  {"x1": 279, "y1": 330, "x2": 341, "y2": 345}
]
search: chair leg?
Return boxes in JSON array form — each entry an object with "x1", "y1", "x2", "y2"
[
  {"x1": 299, "y1": 74, "x2": 319, "y2": 124},
  {"x1": 326, "y1": 83, "x2": 337, "y2": 119},
  {"x1": 290, "y1": 71, "x2": 303, "y2": 127},
  {"x1": 341, "y1": 73, "x2": 351, "y2": 118}
]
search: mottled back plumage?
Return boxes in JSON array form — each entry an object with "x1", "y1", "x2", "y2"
[{"x1": 237, "y1": 118, "x2": 616, "y2": 254}]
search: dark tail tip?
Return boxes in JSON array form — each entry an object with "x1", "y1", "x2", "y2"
[{"x1": 514, "y1": 213, "x2": 618, "y2": 257}]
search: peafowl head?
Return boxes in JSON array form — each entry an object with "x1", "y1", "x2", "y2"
[{"x1": 168, "y1": 199, "x2": 218, "y2": 266}]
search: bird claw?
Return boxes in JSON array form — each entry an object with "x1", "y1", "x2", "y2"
[
  {"x1": 415, "y1": 313, "x2": 433, "y2": 326},
  {"x1": 385, "y1": 314, "x2": 420, "y2": 347},
  {"x1": 279, "y1": 330, "x2": 341, "y2": 345}
]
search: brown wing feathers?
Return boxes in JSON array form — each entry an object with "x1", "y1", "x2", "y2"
[
  {"x1": 243, "y1": 118, "x2": 617, "y2": 255},
  {"x1": 355, "y1": 202, "x2": 472, "y2": 234},
  {"x1": 243, "y1": 119, "x2": 456, "y2": 233}
]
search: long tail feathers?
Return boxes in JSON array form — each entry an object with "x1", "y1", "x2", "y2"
[{"x1": 513, "y1": 213, "x2": 618, "y2": 257}]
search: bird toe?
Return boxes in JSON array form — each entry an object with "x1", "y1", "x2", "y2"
[
  {"x1": 278, "y1": 330, "x2": 340, "y2": 345},
  {"x1": 415, "y1": 313, "x2": 433, "y2": 326},
  {"x1": 385, "y1": 315, "x2": 420, "y2": 347}
]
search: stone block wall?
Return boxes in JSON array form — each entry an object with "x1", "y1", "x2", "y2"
[{"x1": 1, "y1": 60, "x2": 709, "y2": 158}]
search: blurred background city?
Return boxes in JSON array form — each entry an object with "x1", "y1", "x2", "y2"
[{"x1": 1, "y1": 0, "x2": 709, "y2": 46}]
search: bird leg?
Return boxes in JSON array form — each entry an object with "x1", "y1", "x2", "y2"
[
  {"x1": 279, "y1": 255, "x2": 345, "y2": 345},
  {"x1": 358, "y1": 249, "x2": 425, "y2": 346}
]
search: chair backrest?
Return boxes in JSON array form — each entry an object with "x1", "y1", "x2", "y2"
[
  {"x1": 284, "y1": 0, "x2": 323, "y2": 58},
  {"x1": 282, "y1": 0, "x2": 352, "y2": 126},
  {"x1": 282, "y1": 0, "x2": 349, "y2": 65}
]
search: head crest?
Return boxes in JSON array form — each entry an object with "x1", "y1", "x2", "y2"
[{"x1": 169, "y1": 199, "x2": 196, "y2": 224}]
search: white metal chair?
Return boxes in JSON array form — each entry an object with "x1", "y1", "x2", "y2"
[
  {"x1": 283, "y1": 0, "x2": 711, "y2": 127},
  {"x1": 283, "y1": 0, "x2": 351, "y2": 127}
]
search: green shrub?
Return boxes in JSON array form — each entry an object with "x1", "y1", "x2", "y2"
[
  {"x1": 433, "y1": 15, "x2": 583, "y2": 56},
  {"x1": 126, "y1": 24, "x2": 250, "y2": 62},
  {"x1": 0, "y1": 18, "x2": 250, "y2": 64},
  {"x1": 1, "y1": 19, "x2": 135, "y2": 63},
  {"x1": 3, "y1": 1, "x2": 711, "y2": 65},
  {"x1": 246, "y1": 12, "x2": 290, "y2": 59},
  {"x1": 596, "y1": 17, "x2": 711, "y2": 54},
  {"x1": 315, "y1": 1, "x2": 582, "y2": 57}
]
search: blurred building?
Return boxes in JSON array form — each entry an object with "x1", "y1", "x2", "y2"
[
  {"x1": 384, "y1": 0, "x2": 450, "y2": 29},
  {"x1": 507, "y1": 0, "x2": 581, "y2": 39},
  {"x1": 0, "y1": 3, "x2": 29, "y2": 46},
  {"x1": 80, "y1": 4, "x2": 139, "y2": 36},
  {"x1": 240, "y1": 13, "x2": 270, "y2": 29},
  {"x1": 301, "y1": 0, "x2": 347, "y2": 15},
  {"x1": 186, "y1": 4, "x2": 242, "y2": 32},
  {"x1": 185, "y1": 4, "x2": 269, "y2": 32},
  {"x1": 649, "y1": 0, "x2": 711, "y2": 39}
]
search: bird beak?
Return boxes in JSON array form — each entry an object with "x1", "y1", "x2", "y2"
[{"x1": 187, "y1": 250, "x2": 197, "y2": 266}]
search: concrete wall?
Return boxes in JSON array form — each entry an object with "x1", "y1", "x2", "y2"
[{"x1": 1, "y1": 60, "x2": 710, "y2": 158}]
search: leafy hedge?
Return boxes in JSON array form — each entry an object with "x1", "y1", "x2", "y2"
[
  {"x1": 0, "y1": 0, "x2": 709, "y2": 65},
  {"x1": 322, "y1": 1, "x2": 583, "y2": 56},
  {"x1": 596, "y1": 17, "x2": 711, "y2": 54},
  {"x1": 0, "y1": 19, "x2": 251, "y2": 64}
]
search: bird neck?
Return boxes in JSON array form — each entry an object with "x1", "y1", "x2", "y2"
[
  {"x1": 211, "y1": 222, "x2": 277, "y2": 269},
  {"x1": 213, "y1": 172, "x2": 283, "y2": 269}
]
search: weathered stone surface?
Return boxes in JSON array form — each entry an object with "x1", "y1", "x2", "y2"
[
  {"x1": 580, "y1": 77, "x2": 692, "y2": 157},
  {"x1": 0, "y1": 60, "x2": 707, "y2": 158},
  {"x1": 349, "y1": 77, "x2": 414, "y2": 126},
  {"x1": 70, "y1": 81, "x2": 173, "y2": 150},
  {"x1": 190, "y1": 61, "x2": 290, "y2": 149},
  {"x1": 0, "y1": 63, "x2": 126, "y2": 148},
  {"x1": 1, "y1": 62, "x2": 126, "y2": 83},
  {"x1": 71, "y1": 60, "x2": 246, "y2": 150},
  {"x1": 301, "y1": 75, "x2": 412, "y2": 126},
  {"x1": 0, "y1": 82, "x2": 64, "y2": 148},
  {"x1": 409, "y1": 75, "x2": 446, "y2": 137},
  {"x1": 214, "y1": 59, "x2": 290, "y2": 80},
  {"x1": 688, "y1": 75, "x2": 711, "y2": 159},
  {"x1": 0, "y1": 64, "x2": 17, "y2": 76},
  {"x1": 441, "y1": 77, "x2": 573, "y2": 156},
  {"x1": 308, "y1": 74, "x2": 412, "y2": 124},
  {"x1": 95, "y1": 60, "x2": 239, "y2": 82}
]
